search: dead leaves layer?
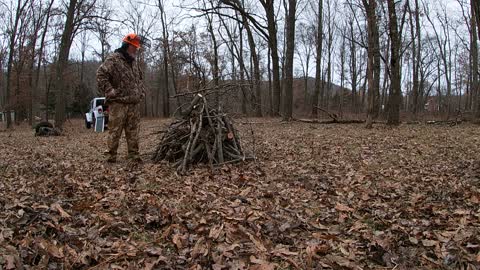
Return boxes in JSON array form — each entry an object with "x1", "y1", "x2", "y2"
[{"x1": 0, "y1": 119, "x2": 480, "y2": 269}]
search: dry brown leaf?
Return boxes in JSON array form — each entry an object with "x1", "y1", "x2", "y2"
[
  {"x1": 279, "y1": 222, "x2": 291, "y2": 232},
  {"x1": 239, "y1": 187, "x2": 252, "y2": 197},
  {"x1": 246, "y1": 233, "x2": 267, "y2": 253},
  {"x1": 306, "y1": 244, "x2": 329, "y2": 266},
  {"x1": 208, "y1": 224, "x2": 224, "y2": 240},
  {"x1": 191, "y1": 237, "x2": 207, "y2": 259},
  {"x1": 409, "y1": 237, "x2": 418, "y2": 245},
  {"x1": 50, "y1": 202, "x2": 71, "y2": 218},
  {"x1": 212, "y1": 264, "x2": 226, "y2": 270},
  {"x1": 3, "y1": 255, "x2": 16, "y2": 270},
  {"x1": 272, "y1": 247, "x2": 299, "y2": 256},
  {"x1": 172, "y1": 234, "x2": 184, "y2": 249},
  {"x1": 37, "y1": 238, "x2": 64, "y2": 258},
  {"x1": 422, "y1": 239, "x2": 439, "y2": 247},
  {"x1": 250, "y1": 264, "x2": 275, "y2": 270},
  {"x1": 335, "y1": 203, "x2": 354, "y2": 212},
  {"x1": 143, "y1": 256, "x2": 168, "y2": 270},
  {"x1": 326, "y1": 254, "x2": 353, "y2": 268},
  {"x1": 250, "y1": 255, "x2": 275, "y2": 268}
]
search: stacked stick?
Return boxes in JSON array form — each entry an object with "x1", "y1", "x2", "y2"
[{"x1": 152, "y1": 94, "x2": 246, "y2": 174}]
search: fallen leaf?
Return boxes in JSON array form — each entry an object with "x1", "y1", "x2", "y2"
[
  {"x1": 422, "y1": 239, "x2": 438, "y2": 247},
  {"x1": 409, "y1": 237, "x2": 418, "y2": 245},
  {"x1": 37, "y1": 238, "x2": 64, "y2": 258},
  {"x1": 279, "y1": 222, "x2": 291, "y2": 232},
  {"x1": 50, "y1": 202, "x2": 71, "y2": 218},
  {"x1": 4, "y1": 255, "x2": 16, "y2": 270},
  {"x1": 172, "y1": 234, "x2": 184, "y2": 249},
  {"x1": 208, "y1": 224, "x2": 224, "y2": 240},
  {"x1": 326, "y1": 254, "x2": 353, "y2": 267},
  {"x1": 335, "y1": 203, "x2": 354, "y2": 212}
]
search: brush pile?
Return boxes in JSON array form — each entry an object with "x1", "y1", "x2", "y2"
[{"x1": 152, "y1": 94, "x2": 247, "y2": 174}]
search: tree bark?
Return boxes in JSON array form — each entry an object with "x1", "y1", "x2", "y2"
[
  {"x1": 408, "y1": 1, "x2": 419, "y2": 117},
  {"x1": 283, "y1": 0, "x2": 297, "y2": 120},
  {"x1": 362, "y1": 0, "x2": 380, "y2": 128},
  {"x1": 205, "y1": 6, "x2": 220, "y2": 108},
  {"x1": 472, "y1": 0, "x2": 480, "y2": 117},
  {"x1": 349, "y1": 19, "x2": 357, "y2": 113},
  {"x1": 241, "y1": 12, "x2": 262, "y2": 117},
  {"x1": 54, "y1": 0, "x2": 78, "y2": 130},
  {"x1": 5, "y1": 0, "x2": 28, "y2": 129},
  {"x1": 386, "y1": 0, "x2": 402, "y2": 125},
  {"x1": 259, "y1": 0, "x2": 282, "y2": 116},
  {"x1": 159, "y1": 0, "x2": 170, "y2": 117},
  {"x1": 474, "y1": 0, "x2": 480, "y2": 40},
  {"x1": 312, "y1": 0, "x2": 323, "y2": 117}
]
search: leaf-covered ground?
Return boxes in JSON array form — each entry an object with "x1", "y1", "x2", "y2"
[{"x1": 1, "y1": 119, "x2": 480, "y2": 269}]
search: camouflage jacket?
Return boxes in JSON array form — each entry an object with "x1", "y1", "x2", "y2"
[{"x1": 96, "y1": 49, "x2": 146, "y2": 104}]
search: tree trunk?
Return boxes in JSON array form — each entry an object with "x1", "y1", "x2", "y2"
[
  {"x1": 238, "y1": 23, "x2": 247, "y2": 115},
  {"x1": 206, "y1": 11, "x2": 220, "y2": 108},
  {"x1": 386, "y1": 0, "x2": 402, "y2": 125},
  {"x1": 54, "y1": 0, "x2": 78, "y2": 130},
  {"x1": 282, "y1": 0, "x2": 297, "y2": 120},
  {"x1": 474, "y1": 0, "x2": 480, "y2": 41},
  {"x1": 312, "y1": 0, "x2": 323, "y2": 117},
  {"x1": 409, "y1": 1, "x2": 419, "y2": 117},
  {"x1": 242, "y1": 14, "x2": 262, "y2": 117},
  {"x1": 349, "y1": 19, "x2": 357, "y2": 113},
  {"x1": 268, "y1": 45, "x2": 273, "y2": 116},
  {"x1": 362, "y1": 0, "x2": 380, "y2": 128},
  {"x1": 472, "y1": 0, "x2": 480, "y2": 117},
  {"x1": 5, "y1": 0, "x2": 28, "y2": 129},
  {"x1": 159, "y1": 0, "x2": 170, "y2": 117},
  {"x1": 260, "y1": 0, "x2": 282, "y2": 116}
]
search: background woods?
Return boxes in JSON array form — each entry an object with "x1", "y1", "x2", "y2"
[{"x1": 1, "y1": 0, "x2": 480, "y2": 128}]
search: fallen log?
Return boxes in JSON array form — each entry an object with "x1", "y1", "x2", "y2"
[{"x1": 295, "y1": 118, "x2": 365, "y2": 124}]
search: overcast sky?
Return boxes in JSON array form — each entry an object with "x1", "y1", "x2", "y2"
[{"x1": 64, "y1": 0, "x2": 471, "y2": 86}]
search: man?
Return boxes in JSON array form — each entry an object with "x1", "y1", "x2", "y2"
[{"x1": 96, "y1": 33, "x2": 150, "y2": 163}]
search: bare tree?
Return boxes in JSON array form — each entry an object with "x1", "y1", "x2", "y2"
[
  {"x1": 282, "y1": 0, "x2": 297, "y2": 120},
  {"x1": 295, "y1": 22, "x2": 314, "y2": 108},
  {"x1": 91, "y1": 1, "x2": 114, "y2": 62},
  {"x1": 312, "y1": 0, "x2": 323, "y2": 117},
  {"x1": 471, "y1": 0, "x2": 480, "y2": 116},
  {"x1": 424, "y1": 1, "x2": 454, "y2": 117},
  {"x1": 4, "y1": 0, "x2": 29, "y2": 129},
  {"x1": 157, "y1": 0, "x2": 170, "y2": 117},
  {"x1": 54, "y1": 0, "x2": 98, "y2": 130},
  {"x1": 386, "y1": 0, "x2": 402, "y2": 125},
  {"x1": 408, "y1": 0, "x2": 422, "y2": 117},
  {"x1": 323, "y1": 0, "x2": 336, "y2": 110},
  {"x1": 259, "y1": 0, "x2": 281, "y2": 116},
  {"x1": 362, "y1": 0, "x2": 381, "y2": 128},
  {"x1": 473, "y1": 0, "x2": 480, "y2": 39}
]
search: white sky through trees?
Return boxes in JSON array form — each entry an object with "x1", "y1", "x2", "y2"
[{"x1": 1, "y1": 0, "x2": 472, "y2": 92}]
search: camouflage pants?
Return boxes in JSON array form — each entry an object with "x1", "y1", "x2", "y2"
[{"x1": 106, "y1": 102, "x2": 141, "y2": 160}]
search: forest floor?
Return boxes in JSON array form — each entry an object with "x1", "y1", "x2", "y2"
[{"x1": 1, "y1": 118, "x2": 480, "y2": 270}]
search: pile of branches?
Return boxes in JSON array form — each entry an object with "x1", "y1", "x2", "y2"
[{"x1": 152, "y1": 94, "x2": 249, "y2": 174}]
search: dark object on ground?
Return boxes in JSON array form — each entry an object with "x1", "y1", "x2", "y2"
[
  {"x1": 35, "y1": 121, "x2": 53, "y2": 133},
  {"x1": 34, "y1": 122, "x2": 61, "y2": 136},
  {"x1": 152, "y1": 94, "x2": 250, "y2": 174}
]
